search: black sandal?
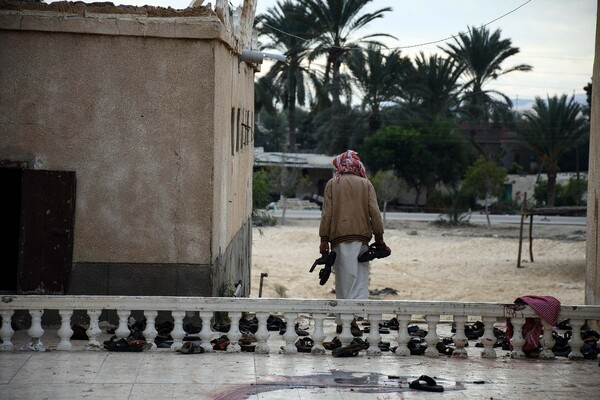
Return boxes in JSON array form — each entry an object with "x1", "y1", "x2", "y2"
[{"x1": 409, "y1": 375, "x2": 444, "y2": 392}]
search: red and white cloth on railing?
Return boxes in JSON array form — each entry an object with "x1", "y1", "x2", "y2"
[{"x1": 506, "y1": 295, "x2": 561, "y2": 353}]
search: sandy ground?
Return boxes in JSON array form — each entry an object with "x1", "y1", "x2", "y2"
[{"x1": 250, "y1": 218, "x2": 587, "y2": 305}]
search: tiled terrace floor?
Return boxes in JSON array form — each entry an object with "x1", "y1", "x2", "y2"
[{"x1": 1, "y1": 321, "x2": 599, "y2": 400}]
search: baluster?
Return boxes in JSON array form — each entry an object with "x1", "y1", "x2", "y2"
[
  {"x1": 142, "y1": 311, "x2": 158, "y2": 351},
  {"x1": 394, "y1": 315, "x2": 411, "y2": 357},
  {"x1": 85, "y1": 310, "x2": 102, "y2": 350},
  {"x1": 56, "y1": 310, "x2": 74, "y2": 351},
  {"x1": 480, "y1": 316, "x2": 497, "y2": 359},
  {"x1": 567, "y1": 318, "x2": 585, "y2": 360},
  {"x1": 423, "y1": 315, "x2": 440, "y2": 357},
  {"x1": 366, "y1": 314, "x2": 382, "y2": 356},
  {"x1": 27, "y1": 309, "x2": 45, "y2": 351},
  {"x1": 509, "y1": 317, "x2": 526, "y2": 358},
  {"x1": 281, "y1": 312, "x2": 298, "y2": 353},
  {"x1": 539, "y1": 319, "x2": 555, "y2": 359},
  {"x1": 338, "y1": 313, "x2": 354, "y2": 346},
  {"x1": 310, "y1": 313, "x2": 326, "y2": 355},
  {"x1": 254, "y1": 312, "x2": 270, "y2": 354},
  {"x1": 199, "y1": 311, "x2": 215, "y2": 352},
  {"x1": 226, "y1": 312, "x2": 242, "y2": 353},
  {"x1": 115, "y1": 310, "x2": 130, "y2": 339},
  {"x1": 451, "y1": 315, "x2": 468, "y2": 358},
  {"x1": 170, "y1": 311, "x2": 186, "y2": 351},
  {"x1": 0, "y1": 310, "x2": 15, "y2": 351}
]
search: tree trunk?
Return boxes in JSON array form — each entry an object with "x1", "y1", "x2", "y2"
[
  {"x1": 383, "y1": 199, "x2": 388, "y2": 227},
  {"x1": 484, "y1": 193, "x2": 491, "y2": 226},
  {"x1": 413, "y1": 186, "x2": 421, "y2": 211},
  {"x1": 280, "y1": 195, "x2": 288, "y2": 226},
  {"x1": 331, "y1": 55, "x2": 343, "y2": 112},
  {"x1": 546, "y1": 169, "x2": 558, "y2": 207},
  {"x1": 288, "y1": 85, "x2": 297, "y2": 152}
]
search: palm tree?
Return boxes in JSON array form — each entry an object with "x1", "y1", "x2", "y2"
[
  {"x1": 298, "y1": 0, "x2": 395, "y2": 112},
  {"x1": 346, "y1": 44, "x2": 412, "y2": 133},
  {"x1": 405, "y1": 52, "x2": 465, "y2": 121},
  {"x1": 518, "y1": 95, "x2": 586, "y2": 206},
  {"x1": 442, "y1": 26, "x2": 532, "y2": 129},
  {"x1": 256, "y1": 1, "x2": 318, "y2": 152}
]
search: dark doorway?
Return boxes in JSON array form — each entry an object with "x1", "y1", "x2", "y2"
[
  {"x1": 0, "y1": 168, "x2": 76, "y2": 294},
  {"x1": 0, "y1": 168, "x2": 22, "y2": 292}
]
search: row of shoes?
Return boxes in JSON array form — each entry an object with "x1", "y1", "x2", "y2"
[
  {"x1": 552, "y1": 327, "x2": 599, "y2": 359},
  {"x1": 103, "y1": 335, "x2": 146, "y2": 352}
]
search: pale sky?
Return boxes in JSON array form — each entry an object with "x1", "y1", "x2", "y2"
[{"x1": 47, "y1": 0, "x2": 597, "y2": 109}]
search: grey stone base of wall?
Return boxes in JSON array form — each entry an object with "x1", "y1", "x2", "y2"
[
  {"x1": 68, "y1": 263, "x2": 212, "y2": 296},
  {"x1": 212, "y1": 217, "x2": 252, "y2": 297}
]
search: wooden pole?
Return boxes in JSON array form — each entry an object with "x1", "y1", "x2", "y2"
[
  {"x1": 517, "y1": 193, "x2": 527, "y2": 268},
  {"x1": 528, "y1": 214, "x2": 534, "y2": 262}
]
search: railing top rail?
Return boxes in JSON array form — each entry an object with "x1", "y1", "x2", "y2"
[{"x1": 2, "y1": 295, "x2": 599, "y2": 320}]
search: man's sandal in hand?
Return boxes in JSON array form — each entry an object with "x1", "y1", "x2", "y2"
[
  {"x1": 357, "y1": 243, "x2": 391, "y2": 262},
  {"x1": 309, "y1": 250, "x2": 336, "y2": 285}
]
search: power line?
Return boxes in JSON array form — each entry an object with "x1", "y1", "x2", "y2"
[
  {"x1": 391, "y1": 0, "x2": 532, "y2": 50},
  {"x1": 260, "y1": 0, "x2": 533, "y2": 51}
]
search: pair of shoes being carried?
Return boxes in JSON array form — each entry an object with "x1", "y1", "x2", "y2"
[
  {"x1": 309, "y1": 250, "x2": 336, "y2": 285},
  {"x1": 409, "y1": 375, "x2": 444, "y2": 392},
  {"x1": 357, "y1": 243, "x2": 391, "y2": 263}
]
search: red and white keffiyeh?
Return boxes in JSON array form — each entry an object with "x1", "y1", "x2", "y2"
[
  {"x1": 333, "y1": 150, "x2": 367, "y2": 181},
  {"x1": 506, "y1": 295, "x2": 561, "y2": 353}
]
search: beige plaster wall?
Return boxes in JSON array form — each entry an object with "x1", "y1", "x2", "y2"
[
  {"x1": 0, "y1": 11, "x2": 249, "y2": 268},
  {"x1": 211, "y1": 42, "x2": 255, "y2": 293},
  {"x1": 585, "y1": 3, "x2": 600, "y2": 306}
]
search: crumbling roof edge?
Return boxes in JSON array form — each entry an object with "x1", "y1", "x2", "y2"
[{"x1": 0, "y1": 8, "x2": 238, "y2": 48}]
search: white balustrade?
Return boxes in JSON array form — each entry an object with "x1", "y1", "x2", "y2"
[
  {"x1": 423, "y1": 315, "x2": 440, "y2": 357},
  {"x1": 170, "y1": 311, "x2": 186, "y2": 351},
  {"x1": 0, "y1": 310, "x2": 15, "y2": 351},
  {"x1": 56, "y1": 310, "x2": 74, "y2": 351},
  {"x1": 451, "y1": 315, "x2": 468, "y2": 358},
  {"x1": 365, "y1": 313, "x2": 382, "y2": 356},
  {"x1": 85, "y1": 310, "x2": 102, "y2": 350},
  {"x1": 539, "y1": 320, "x2": 556, "y2": 360},
  {"x1": 480, "y1": 316, "x2": 497, "y2": 359},
  {"x1": 567, "y1": 319, "x2": 585, "y2": 360},
  {"x1": 142, "y1": 311, "x2": 158, "y2": 350},
  {"x1": 310, "y1": 313, "x2": 326, "y2": 355},
  {"x1": 394, "y1": 315, "x2": 411, "y2": 357},
  {"x1": 0, "y1": 295, "x2": 598, "y2": 364}
]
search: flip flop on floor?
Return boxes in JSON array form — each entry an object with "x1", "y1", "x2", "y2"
[{"x1": 409, "y1": 375, "x2": 444, "y2": 392}]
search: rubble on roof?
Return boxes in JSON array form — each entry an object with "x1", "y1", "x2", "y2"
[{"x1": 0, "y1": 0, "x2": 215, "y2": 17}]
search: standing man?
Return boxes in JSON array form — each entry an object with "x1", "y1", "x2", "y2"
[{"x1": 319, "y1": 150, "x2": 390, "y2": 336}]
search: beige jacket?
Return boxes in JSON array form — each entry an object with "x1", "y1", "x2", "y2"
[{"x1": 319, "y1": 173, "x2": 384, "y2": 247}]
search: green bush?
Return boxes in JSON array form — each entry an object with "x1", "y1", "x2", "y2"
[
  {"x1": 253, "y1": 169, "x2": 273, "y2": 210},
  {"x1": 425, "y1": 189, "x2": 475, "y2": 224},
  {"x1": 533, "y1": 178, "x2": 587, "y2": 206},
  {"x1": 252, "y1": 209, "x2": 277, "y2": 226}
]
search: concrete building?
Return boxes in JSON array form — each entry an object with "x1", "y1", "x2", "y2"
[{"x1": 0, "y1": 0, "x2": 260, "y2": 297}]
